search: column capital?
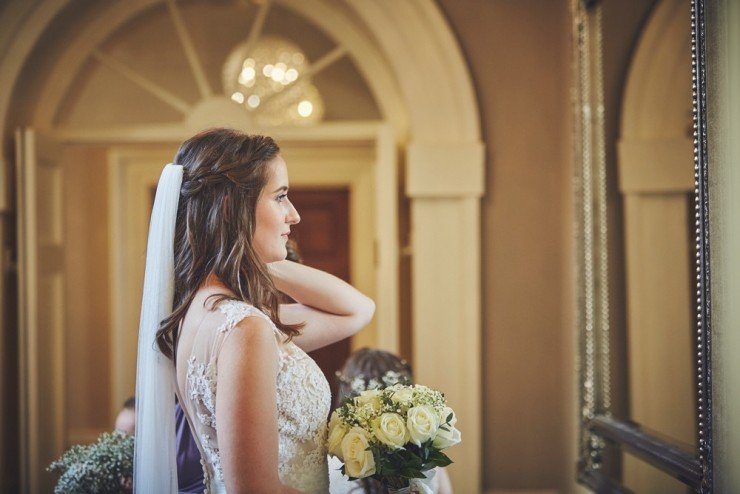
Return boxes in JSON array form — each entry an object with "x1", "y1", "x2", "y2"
[{"x1": 406, "y1": 141, "x2": 485, "y2": 198}]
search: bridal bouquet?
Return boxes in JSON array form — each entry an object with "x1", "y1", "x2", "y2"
[{"x1": 328, "y1": 383, "x2": 461, "y2": 493}]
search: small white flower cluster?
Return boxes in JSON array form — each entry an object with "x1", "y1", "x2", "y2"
[
  {"x1": 341, "y1": 370, "x2": 411, "y2": 395},
  {"x1": 327, "y1": 383, "x2": 461, "y2": 480}
]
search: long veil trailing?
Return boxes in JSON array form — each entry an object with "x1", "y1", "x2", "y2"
[{"x1": 133, "y1": 163, "x2": 183, "y2": 493}]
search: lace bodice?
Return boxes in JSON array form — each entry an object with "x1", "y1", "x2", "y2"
[{"x1": 176, "y1": 300, "x2": 331, "y2": 493}]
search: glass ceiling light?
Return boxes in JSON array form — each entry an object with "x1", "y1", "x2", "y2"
[{"x1": 222, "y1": 35, "x2": 325, "y2": 126}]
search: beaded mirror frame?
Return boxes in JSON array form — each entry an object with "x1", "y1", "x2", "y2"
[{"x1": 573, "y1": 0, "x2": 712, "y2": 492}]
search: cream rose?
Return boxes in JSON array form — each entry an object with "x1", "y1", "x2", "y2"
[
  {"x1": 390, "y1": 386, "x2": 414, "y2": 405},
  {"x1": 432, "y1": 424, "x2": 461, "y2": 449},
  {"x1": 372, "y1": 413, "x2": 409, "y2": 449},
  {"x1": 355, "y1": 389, "x2": 383, "y2": 412},
  {"x1": 406, "y1": 405, "x2": 440, "y2": 446},
  {"x1": 329, "y1": 410, "x2": 341, "y2": 427},
  {"x1": 341, "y1": 428, "x2": 376, "y2": 478},
  {"x1": 327, "y1": 413, "x2": 349, "y2": 459}
]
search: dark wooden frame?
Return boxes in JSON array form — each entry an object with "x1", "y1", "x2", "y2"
[{"x1": 575, "y1": 0, "x2": 712, "y2": 491}]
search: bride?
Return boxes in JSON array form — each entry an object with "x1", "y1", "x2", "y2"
[{"x1": 134, "y1": 128, "x2": 375, "y2": 493}]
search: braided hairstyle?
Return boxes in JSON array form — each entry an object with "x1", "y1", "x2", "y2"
[{"x1": 156, "y1": 128, "x2": 303, "y2": 359}]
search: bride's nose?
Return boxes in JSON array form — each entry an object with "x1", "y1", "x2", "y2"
[{"x1": 286, "y1": 200, "x2": 300, "y2": 225}]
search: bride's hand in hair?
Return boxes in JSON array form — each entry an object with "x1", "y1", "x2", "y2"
[{"x1": 268, "y1": 260, "x2": 375, "y2": 352}]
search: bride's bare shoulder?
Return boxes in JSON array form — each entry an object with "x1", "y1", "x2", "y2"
[{"x1": 218, "y1": 314, "x2": 279, "y2": 376}]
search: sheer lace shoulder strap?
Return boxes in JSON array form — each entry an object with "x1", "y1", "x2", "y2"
[
  {"x1": 211, "y1": 300, "x2": 282, "y2": 365},
  {"x1": 215, "y1": 299, "x2": 280, "y2": 336}
]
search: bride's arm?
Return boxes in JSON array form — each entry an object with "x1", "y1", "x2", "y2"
[
  {"x1": 216, "y1": 316, "x2": 303, "y2": 494},
  {"x1": 269, "y1": 260, "x2": 375, "y2": 352}
]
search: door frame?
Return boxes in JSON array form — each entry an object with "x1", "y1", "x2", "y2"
[{"x1": 15, "y1": 128, "x2": 66, "y2": 493}]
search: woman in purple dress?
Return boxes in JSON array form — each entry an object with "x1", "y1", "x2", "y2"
[{"x1": 176, "y1": 402, "x2": 204, "y2": 493}]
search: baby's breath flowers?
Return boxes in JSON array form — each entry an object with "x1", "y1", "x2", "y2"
[
  {"x1": 48, "y1": 431, "x2": 134, "y2": 494},
  {"x1": 328, "y1": 383, "x2": 461, "y2": 491}
]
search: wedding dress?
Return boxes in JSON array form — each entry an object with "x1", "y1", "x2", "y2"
[{"x1": 176, "y1": 299, "x2": 331, "y2": 494}]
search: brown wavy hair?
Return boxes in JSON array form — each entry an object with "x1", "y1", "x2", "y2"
[{"x1": 155, "y1": 128, "x2": 303, "y2": 359}]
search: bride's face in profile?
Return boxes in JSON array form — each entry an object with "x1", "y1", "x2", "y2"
[{"x1": 253, "y1": 155, "x2": 300, "y2": 263}]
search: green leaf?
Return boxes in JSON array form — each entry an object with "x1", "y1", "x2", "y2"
[
  {"x1": 400, "y1": 468, "x2": 425, "y2": 479},
  {"x1": 431, "y1": 452, "x2": 453, "y2": 467}
]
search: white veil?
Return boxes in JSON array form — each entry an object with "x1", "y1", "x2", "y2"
[{"x1": 134, "y1": 163, "x2": 183, "y2": 493}]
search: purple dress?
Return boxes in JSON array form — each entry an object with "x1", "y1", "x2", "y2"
[{"x1": 176, "y1": 402, "x2": 205, "y2": 493}]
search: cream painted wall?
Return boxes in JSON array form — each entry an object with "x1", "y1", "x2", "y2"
[
  {"x1": 435, "y1": 1, "x2": 573, "y2": 490},
  {"x1": 708, "y1": 1, "x2": 740, "y2": 490}
]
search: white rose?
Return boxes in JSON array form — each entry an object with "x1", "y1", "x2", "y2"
[
  {"x1": 406, "y1": 405, "x2": 440, "y2": 446},
  {"x1": 390, "y1": 386, "x2": 414, "y2": 405},
  {"x1": 372, "y1": 413, "x2": 409, "y2": 449},
  {"x1": 432, "y1": 424, "x2": 461, "y2": 449},
  {"x1": 438, "y1": 406, "x2": 457, "y2": 427},
  {"x1": 341, "y1": 428, "x2": 376, "y2": 478},
  {"x1": 327, "y1": 413, "x2": 349, "y2": 459}
]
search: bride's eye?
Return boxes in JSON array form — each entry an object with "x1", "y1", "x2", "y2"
[{"x1": 276, "y1": 193, "x2": 288, "y2": 203}]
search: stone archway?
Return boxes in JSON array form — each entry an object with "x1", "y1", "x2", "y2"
[{"x1": 0, "y1": 1, "x2": 484, "y2": 492}]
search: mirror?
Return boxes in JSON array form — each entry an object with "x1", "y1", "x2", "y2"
[{"x1": 574, "y1": 0, "x2": 711, "y2": 491}]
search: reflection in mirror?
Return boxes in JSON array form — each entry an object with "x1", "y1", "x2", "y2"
[
  {"x1": 575, "y1": 0, "x2": 710, "y2": 492},
  {"x1": 595, "y1": 442, "x2": 696, "y2": 492},
  {"x1": 615, "y1": 0, "x2": 696, "y2": 464}
]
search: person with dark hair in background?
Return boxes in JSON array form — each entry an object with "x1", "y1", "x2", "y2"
[{"x1": 114, "y1": 397, "x2": 136, "y2": 434}]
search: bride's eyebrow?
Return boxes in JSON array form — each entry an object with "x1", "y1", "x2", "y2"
[{"x1": 272, "y1": 185, "x2": 289, "y2": 194}]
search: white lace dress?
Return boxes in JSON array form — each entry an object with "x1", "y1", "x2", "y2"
[{"x1": 176, "y1": 300, "x2": 331, "y2": 494}]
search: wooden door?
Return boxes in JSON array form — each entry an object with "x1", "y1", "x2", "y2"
[
  {"x1": 289, "y1": 188, "x2": 351, "y2": 405},
  {"x1": 16, "y1": 128, "x2": 66, "y2": 493}
]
